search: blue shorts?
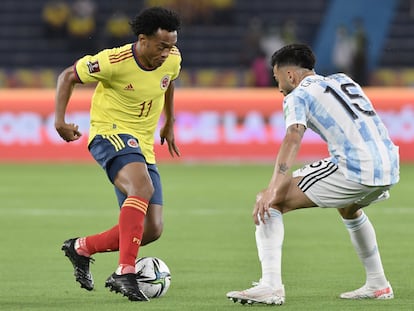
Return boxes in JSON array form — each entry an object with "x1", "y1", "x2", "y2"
[{"x1": 88, "y1": 134, "x2": 163, "y2": 206}]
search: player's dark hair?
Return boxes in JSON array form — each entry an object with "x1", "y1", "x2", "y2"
[
  {"x1": 130, "y1": 7, "x2": 181, "y2": 37},
  {"x1": 270, "y1": 44, "x2": 316, "y2": 70}
]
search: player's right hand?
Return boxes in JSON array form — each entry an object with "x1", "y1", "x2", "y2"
[{"x1": 55, "y1": 122, "x2": 82, "y2": 142}]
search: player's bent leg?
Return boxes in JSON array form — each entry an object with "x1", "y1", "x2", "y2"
[
  {"x1": 108, "y1": 162, "x2": 153, "y2": 300},
  {"x1": 227, "y1": 177, "x2": 314, "y2": 305},
  {"x1": 142, "y1": 204, "x2": 163, "y2": 246},
  {"x1": 338, "y1": 204, "x2": 393, "y2": 300}
]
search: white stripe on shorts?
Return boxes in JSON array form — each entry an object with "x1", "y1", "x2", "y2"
[
  {"x1": 293, "y1": 159, "x2": 391, "y2": 208},
  {"x1": 297, "y1": 160, "x2": 338, "y2": 192}
]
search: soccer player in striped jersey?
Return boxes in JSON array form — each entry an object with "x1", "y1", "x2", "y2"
[
  {"x1": 226, "y1": 44, "x2": 399, "y2": 305},
  {"x1": 55, "y1": 7, "x2": 181, "y2": 301}
]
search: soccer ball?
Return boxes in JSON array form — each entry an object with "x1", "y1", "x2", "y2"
[{"x1": 135, "y1": 257, "x2": 171, "y2": 298}]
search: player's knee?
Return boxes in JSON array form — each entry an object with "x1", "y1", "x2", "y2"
[
  {"x1": 129, "y1": 181, "x2": 154, "y2": 201},
  {"x1": 145, "y1": 182, "x2": 155, "y2": 198},
  {"x1": 338, "y1": 206, "x2": 362, "y2": 219},
  {"x1": 151, "y1": 219, "x2": 163, "y2": 239},
  {"x1": 142, "y1": 221, "x2": 163, "y2": 245}
]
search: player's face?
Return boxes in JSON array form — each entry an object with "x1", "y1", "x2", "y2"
[
  {"x1": 273, "y1": 65, "x2": 295, "y2": 96},
  {"x1": 138, "y1": 29, "x2": 177, "y2": 69}
]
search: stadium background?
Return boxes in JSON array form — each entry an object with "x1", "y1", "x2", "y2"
[
  {"x1": 1, "y1": 2, "x2": 413, "y2": 310},
  {"x1": 1, "y1": 0, "x2": 414, "y2": 162}
]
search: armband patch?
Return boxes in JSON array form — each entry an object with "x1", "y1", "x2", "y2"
[{"x1": 87, "y1": 61, "x2": 100, "y2": 74}]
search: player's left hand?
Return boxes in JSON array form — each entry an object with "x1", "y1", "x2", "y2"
[
  {"x1": 160, "y1": 125, "x2": 180, "y2": 157},
  {"x1": 253, "y1": 189, "x2": 277, "y2": 225}
]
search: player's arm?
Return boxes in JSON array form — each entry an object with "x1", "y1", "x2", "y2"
[
  {"x1": 160, "y1": 80, "x2": 180, "y2": 157},
  {"x1": 253, "y1": 123, "x2": 306, "y2": 224},
  {"x1": 55, "y1": 65, "x2": 82, "y2": 142}
]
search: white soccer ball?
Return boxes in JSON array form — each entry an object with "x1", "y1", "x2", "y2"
[{"x1": 135, "y1": 257, "x2": 171, "y2": 298}]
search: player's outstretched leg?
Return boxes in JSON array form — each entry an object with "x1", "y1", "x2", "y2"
[
  {"x1": 105, "y1": 273, "x2": 149, "y2": 302},
  {"x1": 61, "y1": 238, "x2": 95, "y2": 291}
]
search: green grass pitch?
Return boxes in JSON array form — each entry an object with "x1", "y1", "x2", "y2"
[{"x1": 0, "y1": 162, "x2": 412, "y2": 311}]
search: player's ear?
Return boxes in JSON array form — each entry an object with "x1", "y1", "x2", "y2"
[
  {"x1": 287, "y1": 70, "x2": 294, "y2": 84},
  {"x1": 138, "y1": 34, "x2": 147, "y2": 44}
]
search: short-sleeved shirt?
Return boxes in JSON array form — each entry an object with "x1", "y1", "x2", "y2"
[
  {"x1": 283, "y1": 73, "x2": 399, "y2": 186},
  {"x1": 75, "y1": 42, "x2": 181, "y2": 163}
]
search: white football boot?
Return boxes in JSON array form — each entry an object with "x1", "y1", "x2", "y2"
[
  {"x1": 226, "y1": 283, "x2": 285, "y2": 305},
  {"x1": 340, "y1": 282, "x2": 394, "y2": 299}
]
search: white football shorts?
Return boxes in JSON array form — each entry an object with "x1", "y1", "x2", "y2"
[{"x1": 293, "y1": 159, "x2": 391, "y2": 208}]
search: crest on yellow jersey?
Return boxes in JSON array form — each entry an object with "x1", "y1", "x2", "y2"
[{"x1": 160, "y1": 75, "x2": 170, "y2": 90}]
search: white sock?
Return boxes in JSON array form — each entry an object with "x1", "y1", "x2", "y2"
[
  {"x1": 342, "y1": 211, "x2": 388, "y2": 288},
  {"x1": 255, "y1": 208, "x2": 284, "y2": 290}
]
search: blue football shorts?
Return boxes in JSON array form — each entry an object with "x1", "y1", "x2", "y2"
[{"x1": 88, "y1": 134, "x2": 163, "y2": 206}]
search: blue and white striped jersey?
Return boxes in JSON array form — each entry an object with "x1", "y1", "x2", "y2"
[{"x1": 283, "y1": 73, "x2": 399, "y2": 186}]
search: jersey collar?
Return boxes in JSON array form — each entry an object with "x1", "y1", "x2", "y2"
[{"x1": 132, "y1": 42, "x2": 156, "y2": 71}]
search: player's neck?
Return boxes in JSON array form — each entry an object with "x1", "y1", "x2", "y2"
[
  {"x1": 297, "y1": 69, "x2": 315, "y2": 81},
  {"x1": 134, "y1": 42, "x2": 155, "y2": 70}
]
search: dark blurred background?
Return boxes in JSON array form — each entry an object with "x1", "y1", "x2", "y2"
[{"x1": 1, "y1": 0, "x2": 413, "y2": 88}]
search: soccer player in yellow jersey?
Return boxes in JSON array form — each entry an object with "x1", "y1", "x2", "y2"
[{"x1": 55, "y1": 7, "x2": 181, "y2": 301}]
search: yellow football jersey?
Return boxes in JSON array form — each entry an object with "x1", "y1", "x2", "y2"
[{"x1": 75, "y1": 42, "x2": 181, "y2": 163}]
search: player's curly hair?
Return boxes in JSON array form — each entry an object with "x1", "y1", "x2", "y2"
[
  {"x1": 130, "y1": 7, "x2": 181, "y2": 37},
  {"x1": 270, "y1": 44, "x2": 316, "y2": 70}
]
